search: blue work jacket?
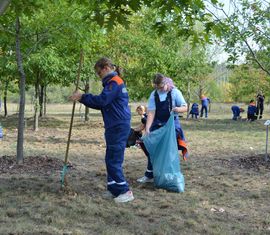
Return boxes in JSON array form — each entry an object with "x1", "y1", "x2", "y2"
[{"x1": 80, "y1": 72, "x2": 131, "y2": 129}]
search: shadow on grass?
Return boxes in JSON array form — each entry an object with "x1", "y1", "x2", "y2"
[
  {"x1": 182, "y1": 118, "x2": 265, "y2": 132},
  {"x1": 0, "y1": 114, "x2": 67, "y2": 129},
  {"x1": 24, "y1": 135, "x2": 103, "y2": 145}
]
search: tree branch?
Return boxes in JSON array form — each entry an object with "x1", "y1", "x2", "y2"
[
  {"x1": 206, "y1": 1, "x2": 270, "y2": 76},
  {"x1": 0, "y1": 0, "x2": 11, "y2": 15}
]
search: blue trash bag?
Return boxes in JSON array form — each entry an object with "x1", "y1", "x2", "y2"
[{"x1": 142, "y1": 113, "x2": 185, "y2": 192}]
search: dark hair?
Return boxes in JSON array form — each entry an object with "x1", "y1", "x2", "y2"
[
  {"x1": 250, "y1": 99, "x2": 254, "y2": 103},
  {"x1": 94, "y1": 57, "x2": 122, "y2": 76},
  {"x1": 153, "y1": 73, "x2": 165, "y2": 85}
]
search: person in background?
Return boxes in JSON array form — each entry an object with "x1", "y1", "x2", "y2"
[
  {"x1": 134, "y1": 105, "x2": 147, "y2": 132},
  {"x1": 247, "y1": 100, "x2": 257, "y2": 122},
  {"x1": 231, "y1": 105, "x2": 245, "y2": 120},
  {"x1": 137, "y1": 73, "x2": 188, "y2": 183},
  {"x1": 256, "y1": 91, "x2": 265, "y2": 119},
  {"x1": 189, "y1": 103, "x2": 199, "y2": 119},
  {"x1": 126, "y1": 105, "x2": 147, "y2": 148},
  {"x1": 69, "y1": 57, "x2": 134, "y2": 203},
  {"x1": 200, "y1": 95, "x2": 210, "y2": 118}
]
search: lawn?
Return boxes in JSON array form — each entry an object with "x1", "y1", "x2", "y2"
[{"x1": 0, "y1": 103, "x2": 270, "y2": 235}]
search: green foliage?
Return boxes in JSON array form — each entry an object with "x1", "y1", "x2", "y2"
[
  {"x1": 228, "y1": 65, "x2": 270, "y2": 102},
  {"x1": 0, "y1": 0, "x2": 219, "y2": 102},
  {"x1": 211, "y1": 0, "x2": 270, "y2": 75},
  {"x1": 106, "y1": 11, "x2": 212, "y2": 100}
]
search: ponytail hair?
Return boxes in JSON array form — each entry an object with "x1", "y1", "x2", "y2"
[
  {"x1": 114, "y1": 65, "x2": 123, "y2": 77},
  {"x1": 94, "y1": 57, "x2": 122, "y2": 76}
]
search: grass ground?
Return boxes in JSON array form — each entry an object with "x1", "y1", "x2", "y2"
[{"x1": 1, "y1": 103, "x2": 270, "y2": 235}]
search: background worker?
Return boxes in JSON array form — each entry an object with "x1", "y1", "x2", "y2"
[
  {"x1": 256, "y1": 91, "x2": 265, "y2": 119},
  {"x1": 231, "y1": 105, "x2": 244, "y2": 120},
  {"x1": 200, "y1": 95, "x2": 210, "y2": 118},
  {"x1": 247, "y1": 100, "x2": 257, "y2": 122}
]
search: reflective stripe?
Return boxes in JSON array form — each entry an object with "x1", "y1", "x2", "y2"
[
  {"x1": 146, "y1": 169, "x2": 153, "y2": 172},
  {"x1": 107, "y1": 181, "x2": 116, "y2": 185},
  {"x1": 107, "y1": 181, "x2": 127, "y2": 185},
  {"x1": 116, "y1": 181, "x2": 126, "y2": 185}
]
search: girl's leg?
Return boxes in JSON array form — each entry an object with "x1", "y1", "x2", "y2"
[{"x1": 105, "y1": 124, "x2": 130, "y2": 197}]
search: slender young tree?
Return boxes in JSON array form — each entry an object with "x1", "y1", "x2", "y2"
[{"x1": 15, "y1": 16, "x2": 26, "y2": 164}]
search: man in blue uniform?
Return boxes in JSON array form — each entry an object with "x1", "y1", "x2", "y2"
[
  {"x1": 200, "y1": 95, "x2": 210, "y2": 118},
  {"x1": 70, "y1": 57, "x2": 134, "y2": 203},
  {"x1": 231, "y1": 105, "x2": 244, "y2": 120},
  {"x1": 256, "y1": 91, "x2": 265, "y2": 119}
]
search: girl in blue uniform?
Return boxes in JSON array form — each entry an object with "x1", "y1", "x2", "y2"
[
  {"x1": 189, "y1": 103, "x2": 199, "y2": 119},
  {"x1": 247, "y1": 100, "x2": 257, "y2": 122},
  {"x1": 137, "y1": 73, "x2": 188, "y2": 183},
  {"x1": 70, "y1": 57, "x2": 134, "y2": 203}
]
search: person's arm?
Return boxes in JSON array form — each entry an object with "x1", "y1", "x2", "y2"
[
  {"x1": 145, "y1": 92, "x2": 156, "y2": 134},
  {"x1": 145, "y1": 110, "x2": 155, "y2": 135},
  {"x1": 172, "y1": 89, "x2": 188, "y2": 113},
  {"x1": 173, "y1": 106, "x2": 188, "y2": 113},
  {"x1": 80, "y1": 81, "x2": 119, "y2": 108},
  {"x1": 70, "y1": 81, "x2": 119, "y2": 109},
  {"x1": 134, "y1": 123, "x2": 145, "y2": 132}
]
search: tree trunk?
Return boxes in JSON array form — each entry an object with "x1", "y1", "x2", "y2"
[
  {"x1": 15, "y1": 16, "x2": 26, "y2": 164},
  {"x1": 84, "y1": 82, "x2": 90, "y2": 122},
  {"x1": 4, "y1": 80, "x2": 8, "y2": 117},
  {"x1": 39, "y1": 84, "x2": 44, "y2": 117},
  {"x1": 34, "y1": 76, "x2": 39, "y2": 131},
  {"x1": 43, "y1": 84, "x2": 47, "y2": 116},
  {"x1": 186, "y1": 80, "x2": 191, "y2": 119},
  {"x1": 0, "y1": 0, "x2": 11, "y2": 15}
]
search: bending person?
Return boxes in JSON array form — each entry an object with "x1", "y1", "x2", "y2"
[{"x1": 137, "y1": 73, "x2": 188, "y2": 183}]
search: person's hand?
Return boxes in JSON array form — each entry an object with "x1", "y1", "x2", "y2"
[
  {"x1": 172, "y1": 107, "x2": 180, "y2": 113},
  {"x1": 145, "y1": 128, "x2": 150, "y2": 135},
  {"x1": 69, "y1": 91, "x2": 82, "y2": 102}
]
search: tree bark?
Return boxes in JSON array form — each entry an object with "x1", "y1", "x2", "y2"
[
  {"x1": 43, "y1": 84, "x2": 47, "y2": 116},
  {"x1": 34, "y1": 75, "x2": 39, "y2": 131},
  {"x1": 39, "y1": 84, "x2": 44, "y2": 117},
  {"x1": 15, "y1": 16, "x2": 26, "y2": 164},
  {"x1": 186, "y1": 80, "x2": 191, "y2": 119},
  {"x1": 84, "y1": 82, "x2": 90, "y2": 122},
  {"x1": 0, "y1": 0, "x2": 11, "y2": 15},
  {"x1": 4, "y1": 80, "x2": 8, "y2": 117}
]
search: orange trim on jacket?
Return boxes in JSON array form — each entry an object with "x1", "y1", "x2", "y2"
[{"x1": 110, "y1": 76, "x2": 124, "y2": 85}]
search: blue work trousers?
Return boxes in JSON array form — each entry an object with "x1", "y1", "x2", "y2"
[
  {"x1": 105, "y1": 123, "x2": 130, "y2": 196},
  {"x1": 200, "y1": 106, "x2": 208, "y2": 118}
]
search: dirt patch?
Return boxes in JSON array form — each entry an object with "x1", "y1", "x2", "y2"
[
  {"x1": 0, "y1": 155, "x2": 70, "y2": 176},
  {"x1": 220, "y1": 154, "x2": 270, "y2": 171}
]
